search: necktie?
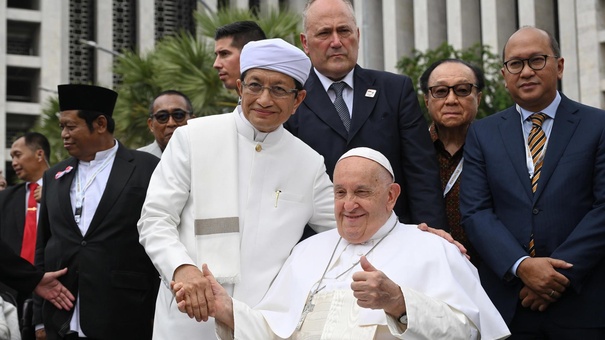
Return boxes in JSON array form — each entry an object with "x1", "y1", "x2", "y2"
[
  {"x1": 527, "y1": 113, "x2": 547, "y2": 257},
  {"x1": 21, "y1": 182, "x2": 39, "y2": 264},
  {"x1": 330, "y1": 82, "x2": 351, "y2": 132}
]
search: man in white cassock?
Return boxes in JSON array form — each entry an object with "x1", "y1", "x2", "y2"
[
  {"x1": 137, "y1": 38, "x2": 336, "y2": 339},
  {"x1": 177, "y1": 147, "x2": 511, "y2": 340}
]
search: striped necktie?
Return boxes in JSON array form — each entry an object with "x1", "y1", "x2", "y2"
[{"x1": 527, "y1": 112, "x2": 547, "y2": 257}]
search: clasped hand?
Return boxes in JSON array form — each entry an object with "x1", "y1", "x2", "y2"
[
  {"x1": 170, "y1": 264, "x2": 215, "y2": 322},
  {"x1": 516, "y1": 257, "x2": 572, "y2": 311}
]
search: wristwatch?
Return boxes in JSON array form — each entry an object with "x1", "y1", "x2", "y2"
[{"x1": 398, "y1": 312, "x2": 408, "y2": 325}]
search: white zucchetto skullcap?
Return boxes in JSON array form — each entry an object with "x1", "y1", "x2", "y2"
[
  {"x1": 338, "y1": 147, "x2": 395, "y2": 181},
  {"x1": 240, "y1": 38, "x2": 311, "y2": 85}
]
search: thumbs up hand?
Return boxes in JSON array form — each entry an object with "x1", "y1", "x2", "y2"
[{"x1": 351, "y1": 256, "x2": 406, "y2": 318}]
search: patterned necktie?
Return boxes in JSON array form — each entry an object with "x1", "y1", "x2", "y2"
[
  {"x1": 528, "y1": 113, "x2": 547, "y2": 193},
  {"x1": 21, "y1": 182, "x2": 39, "y2": 264},
  {"x1": 330, "y1": 82, "x2": 351, "y2": 132},
  {"x1": 527, "y1": 113, "x2": 547, "y2": 257}
]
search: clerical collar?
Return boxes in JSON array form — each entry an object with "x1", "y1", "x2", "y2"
[{"x1": 79, "y1": 140, "x2": 119, "y2": 165}]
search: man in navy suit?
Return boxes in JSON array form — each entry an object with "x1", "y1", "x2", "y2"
[
  {"x1": 461, "y1": 26, "x2": 605, "y2": 338},
  {"x1": 34, "y1": 84, "x2": 160, "y2": 340},
  {"x1": 285, "y1": 0, "x2": 447, "y2": 230}
]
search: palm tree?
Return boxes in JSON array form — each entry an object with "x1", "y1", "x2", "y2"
[
  {"x1": 35, "y1": 7, "x2": 305, "y2": 150},
  {"x1": 111, "y1": 7, "x2": 303, "y2": 148}
]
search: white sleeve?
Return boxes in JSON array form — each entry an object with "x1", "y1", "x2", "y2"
[
  {"x1": 308, "y1": 161, "x2": 336, "y2": 233},
  {"x1": 215, "y1": 299, "x2": 284, "y2": 340},
  {"x1": 137, "y1": 127, "x2": 196, "y2": 283},
  {"x1": 385, "y1": 286, "x2": 479, "y2": 340}
]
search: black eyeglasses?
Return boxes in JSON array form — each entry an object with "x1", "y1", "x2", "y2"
[
  {"x1": 151, "y1": 109, "x2": 190, "y2": 124},
  {"x1": 428, "y1": 83, "x2": 478, "y2": 99},
  {"x1": 503, "y1": 55, "x2": 557, "y2": 74},
  {"x1": 242, "y1": 82, "x2": 298, "y2": 99}
]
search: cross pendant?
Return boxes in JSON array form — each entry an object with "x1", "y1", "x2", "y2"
[{"x1": 295, "y1": 294, "x2": 315, "y2": 331}]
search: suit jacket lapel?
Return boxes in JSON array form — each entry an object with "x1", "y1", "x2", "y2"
[
  {"x1": 533, "y1": 95, "x2": 580, "y2": 200},
  {"x1": 350, "y1": 65, "x2": 378, "y2": 140},
  {"x1": 302, "y1": 69, "x2": 349, "y2": 140},
  {"x1": 13, "y1": 184, "x2": 26, "y2": 240},
  {"x1": 498, "y1": 108, "x2": 534, "y2": 200},
  {"x1": 86, "y1": 143, "x2": 134, "y2": 236},
  {"x1": 56, "y1": 158, "x2": 79, "y2": 230}
]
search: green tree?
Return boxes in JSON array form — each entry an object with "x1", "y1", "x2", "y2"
[{"x1": 396, "y1": 42, "x2": 513, "y2": 120}]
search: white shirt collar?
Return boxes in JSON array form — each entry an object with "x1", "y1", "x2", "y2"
[
  {"x1": 516, "y1": 91, "x2": 561, "y2": 121},
  {"x1": 80, "y1": 139, "x2": 119, "y2": 165},
  {"x1": 314, "y1": 67, "x2": 355, "y2": 93}
]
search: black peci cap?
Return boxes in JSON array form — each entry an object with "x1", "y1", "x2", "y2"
[{"x1": 57, "y1": 84, "x2": 118, "y2": 116}]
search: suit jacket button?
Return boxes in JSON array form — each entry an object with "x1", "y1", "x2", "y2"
[
  {"x1": 81, "y1": 240, "x2": 87, "y2": 246},
  {"x1": 532, "y1": 208, "x2": 539, "y2": 215}
]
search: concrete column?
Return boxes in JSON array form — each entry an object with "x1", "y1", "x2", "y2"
[
  {"x1": 95, "y1": 1, "x2": 114, "y2": 88},
  {"x1": 355, "y1": 0, "x2": 383, "y2": 70},
  {"x1": 558, "y1": 0, "x2": 579, "y2": 101},
  {"x1": 576, "y1": 0, "x2": 602, "y2": 107},
  {"x1": 260, "y1": 0, "x2": 279, "y2": 16},
  {"x1": 480, "y1": 0, "x2": 516, "y2": 57},
  {"x1": 233, "y1": 0, "x2": 248, "y2": 10},
  {"x1": 413, "y1": 0, "x2": 446, "y2": 51},
  {"x1": 286, "y1": 0, "x2": 306, "y2": 14},
  {"x1": 40, "y1": 0, "x2": 64, "y2": 103},
  {"x1": 447, "y1": 0, "x2": 481, "y2": 50},
  {"x1": 137, "y1": 0, "x2": 155, "y2": 55},
  {"x1": 382, "y1": 0, "x2": 414, "y2": 73},
  {"x1": 518, "y1": 0, "x2": 556, "y2": 35}
]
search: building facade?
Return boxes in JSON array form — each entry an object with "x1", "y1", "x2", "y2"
[{"x1": 1, "y1": 0, "x2": 604, "y2": 178}]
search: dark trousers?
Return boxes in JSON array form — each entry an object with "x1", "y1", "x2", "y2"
[{"x1": 509, "y1": 302, "x2": 605, "y2": 339}]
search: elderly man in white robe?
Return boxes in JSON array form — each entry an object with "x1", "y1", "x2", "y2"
[
  {"x1": 137, "y1": 38, "x2": 336, "y2": 339},
  {"x1": 176, "y1": 147, "x2": 511, "y2": 339}
]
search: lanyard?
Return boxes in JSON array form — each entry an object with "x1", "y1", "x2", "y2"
[
  {"x1": 524, "y1": 141, "x2": 548, "y2": 178},
  {"x1": 74, "y1": 148, "x2": 117, "y2": 224},
  {"x1": 443, "y1": 157, "x2": 463, "y2": 198}
]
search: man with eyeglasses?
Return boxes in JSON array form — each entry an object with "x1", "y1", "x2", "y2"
[
  {"x1": 138, "y1": 38, "x2": 336, "y2": 339},
  {"x1": 138, "y1": 90, "x2": 194, "y2": 158},
  {"x1": 419, "y1": 59, "x2": 484, "y2": 267},
  {"x1": 460, "y1": 26, "x2": 605, "y2": 338}
]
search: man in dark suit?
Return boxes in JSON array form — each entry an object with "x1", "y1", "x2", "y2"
[
  {"x1": 285, "y1": 0, "x2": 447, "y2": 230},
  {"x1": 0, "y1": 132, "x2": 50, "y2": 259},
  {"x1": 34, "y1": 84, "x2": 160, "y2": 340},
  {"x1": 461, "y1": 26, "x2": 605, "y2": 338},
  {"x1": 0, "y1": 132, "x2": 50, "y2": 339}
]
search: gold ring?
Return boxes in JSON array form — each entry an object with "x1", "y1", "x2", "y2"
[{"x1": 549, "y1": 290, "x2": 555, "y2": 297}]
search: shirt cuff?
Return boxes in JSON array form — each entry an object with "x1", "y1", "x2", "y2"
[{"x1": 510, "y1": 256, "x2": 530, "y2": 277}]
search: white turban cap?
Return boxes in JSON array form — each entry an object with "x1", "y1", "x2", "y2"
[
  {"x1": 240, "y1": 38, "x2": 311, "y2": 85},
  {"x1": 338, "y1": 147, "x2": 395, "y2": 181}
]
